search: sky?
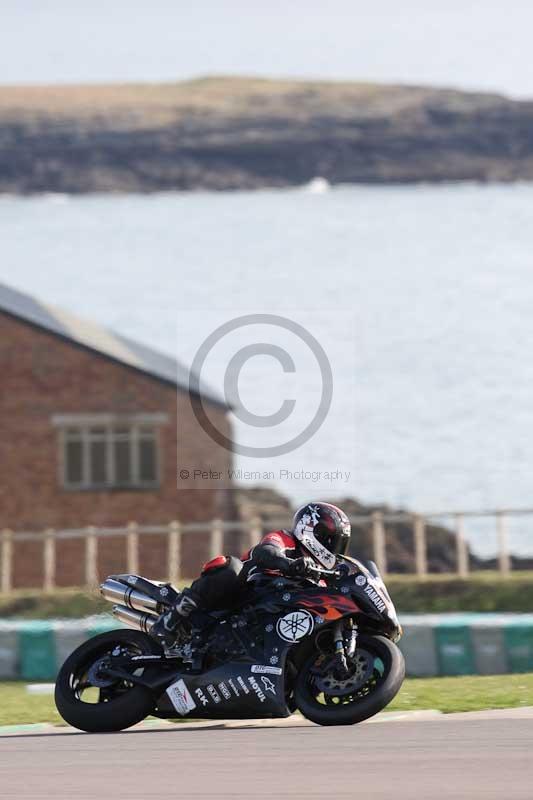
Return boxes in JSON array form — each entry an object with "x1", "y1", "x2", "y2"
[{"x1": 1, "y1": 0, "x2": 532, "y2": 97}]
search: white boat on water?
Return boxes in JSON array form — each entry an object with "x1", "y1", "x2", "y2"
[{"x1": 305, "y1": 176, "x2": 331, "y2": 194}]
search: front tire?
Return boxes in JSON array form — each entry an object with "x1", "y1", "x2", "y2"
[
  {"x1": 55, "y1": 629, "x2": 161, "y2": 733},
  {"x1": 294, "y1": 634, "x2": 405, "y2": 726}
]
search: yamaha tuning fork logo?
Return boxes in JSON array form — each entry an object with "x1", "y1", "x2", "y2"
[{"x1": 276, "y1": 610, "x2": 314, "y2": 643}]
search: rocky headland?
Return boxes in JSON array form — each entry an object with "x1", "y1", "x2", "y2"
[{"x1": 1, "y1": 77, "x2": 533, "y2": 193}]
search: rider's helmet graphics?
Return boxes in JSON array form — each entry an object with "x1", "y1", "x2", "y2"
[{"x1": 292, "y1": 502, "x2": 351, "y2": 568}]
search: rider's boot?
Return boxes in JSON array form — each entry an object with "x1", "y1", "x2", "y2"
[{"x1": 150, "y1": 589, "x2": 199, "y2": 647}]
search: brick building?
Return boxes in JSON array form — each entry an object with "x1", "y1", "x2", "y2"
[{"x1": 0, "y1": 282, "x2": 235, "y2": 587}]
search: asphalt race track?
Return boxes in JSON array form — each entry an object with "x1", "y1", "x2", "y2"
[{"x1": 1, "y1": 715, "x2": 531, "y2": 800}]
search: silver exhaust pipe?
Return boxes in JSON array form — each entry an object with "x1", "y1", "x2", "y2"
[
  {"x1": 112, "y1": 603, "x2": 158, "y2": 634},
  {"x1": 100, "y1": 578, "x2": 161, "y2": 614}
]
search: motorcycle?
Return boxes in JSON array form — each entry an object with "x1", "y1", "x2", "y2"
[{"x1": 54, "y1": 556, "x2": 404, "y2": 731}]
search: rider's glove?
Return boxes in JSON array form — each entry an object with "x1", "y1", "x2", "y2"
[{"x1": 287, "y1": 556, "x2": 318, "y2": 577}]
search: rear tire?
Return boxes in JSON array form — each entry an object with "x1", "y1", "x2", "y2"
[
  {"x1": 294, "y1": 634, "x2": 405, "y2": 726},
  {"x1": 55, "y1": 629, "x2": 161, "y2": 733}
]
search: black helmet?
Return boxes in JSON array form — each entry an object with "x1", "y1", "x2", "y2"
[{"x1": 292, "y1": 502, "x2": 351, "y2": 568}]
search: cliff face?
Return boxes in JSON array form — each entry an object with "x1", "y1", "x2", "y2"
[{"x1": 1, "y1": 77, "x2": 533, "y2": 193}]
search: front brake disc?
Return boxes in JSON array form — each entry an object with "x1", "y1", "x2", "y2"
[{"x1": 314, "y1": 649, "x2": 374, "y2": 697}]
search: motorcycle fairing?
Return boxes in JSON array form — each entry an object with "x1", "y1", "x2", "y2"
[
  {"x1": 157, "y1": 661, "x2": 290, "y2": 719},
  {"x1": 292, "y1": 591, "x2": 360, "y2": 620}
]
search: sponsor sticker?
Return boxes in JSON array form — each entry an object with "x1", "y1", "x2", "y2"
[
  {"x1": 276, "y1": 610, "x2": 314, "y2": 643},
  {"x1": 261, "y1": 676, "x2": 276, "y2": 695},
  {"x1": 207, "y1": 684, "x2": 221, "y2": 703},
  {"x1": 237, "y1": 676, "x2": 250, "y2": 694},
  {"x1": 355, "y1": 574, "x2": 366, "y2": 586},
  {"x1": 364, "y1": 584, "x2": 387, "y2": 613},
  {"x1": 228, "y1": 679, "x2": 240, "y2": 697},
  {"x1": 166, "y1": 679, "x2": 197, "y2": 716},
  {"x1": 218, "y1": 682, "x2": 231, "y2": 700},
  {"x1": 251, "y1": 665, "x2": 282, "y2": 676},
  {"x1": 248, "y1": 676, "x2": 266, "y2": 703},
  {"x1": 130, "y1": 654, "x2": 162, "y2": 661},
  {"x1": 194, "y1": 688, "x2": 209, "y2": 707}
]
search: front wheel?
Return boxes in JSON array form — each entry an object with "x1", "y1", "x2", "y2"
[
  {"x1": 294, "y1": 633, "x2": 405, "y2": 726},
  {"x1": 55, "y1": 629, "x2": 161, "y2": 732}
]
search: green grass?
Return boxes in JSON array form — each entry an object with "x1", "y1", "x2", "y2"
[
  {"x1": 388, "y1": 672, "x2": 533, "y2": 714},
  {"x1": 0, "y1": 589, "x2": 111, "y2": 619},
  {"x1": 0, "y1": 683, "x2": 64, "y2": 727},
  {"x1": 2, "y1": 573, "x2": 533, "y2": 619},
  {"x1": 2, "y1": 673, "x2": 533, "y2": 727},
  {"x1": 0, "y1": 585, "x2": 183, "y2": 619},
  {"x1": 387, "y1": 572, "x2": 533, "y2": 613}
]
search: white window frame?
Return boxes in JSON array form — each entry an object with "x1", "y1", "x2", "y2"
[{"x1": 52, "y1": 413, "x2": 168, "y2": 491}]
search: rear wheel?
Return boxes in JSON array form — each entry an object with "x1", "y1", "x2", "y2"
[
  {"x1": 294, "y1": 633, "x2": 405, "y2": 726},
  {"x1": 55, "y1": 629, "x2": 161, "y2": 732}
]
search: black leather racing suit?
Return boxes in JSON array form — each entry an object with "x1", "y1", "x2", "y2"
[{"x1": 188, "y1": 529, "x2": 308, "y2": 611}]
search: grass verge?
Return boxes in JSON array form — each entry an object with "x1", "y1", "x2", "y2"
[
  {"x1": 2, "y1": 673, "x2": 533, "y2": 727},
  {"x1": 386, "y1": 572, "x2": 533, "y2": 613},
  {"x1": 0, "y1": 585, "x2": 182, "y2": 619},
  {"x1": 2, "y1": 573, "x2": 533, "y2": 619},
  {"x1": 388, "y1": 672, "x2": 533, "y2": 714}
]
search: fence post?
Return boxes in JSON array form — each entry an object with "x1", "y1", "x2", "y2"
[
  {"x1": 248, "y1": 516, "x2": 262, "y2": 552},
  {"x1": 413, "y1": 514, "x2": 428, "y2": 577},
  {"x1": 1, "y1": 529, "x2": 13, "y2": 595},
  {"x1": 209, "y1": 519, "x2": 224, "y2": 560},
  {"x1": 496, "y1": 511, "x2": 511, "y2": 576},
  {"x1": 85, "y1": 526, "x2": 99, "y2": 588},
  {"x1": 455, "y1": 513, "x2": 469, "y2": 578},
  {"x1": 168, "y1": 520, "x2": 181, "y2": 585},
  {"x1": 43, "y1": 529, "x2": 56, "y2": 593},
  {"x1": 371, "y1": 511, "x2": 387, "y2": 575},
  {"x1": 126, "y1": 521, "x2": 139, "y2": 576}
]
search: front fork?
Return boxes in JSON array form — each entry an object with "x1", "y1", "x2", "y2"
[{"x1": 332, "y1": 618, "x2": 358, "y2": 678}]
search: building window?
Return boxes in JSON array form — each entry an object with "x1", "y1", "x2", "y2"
[{"x1": 53, "y1": 414, "x2": 167, "y2": 490}]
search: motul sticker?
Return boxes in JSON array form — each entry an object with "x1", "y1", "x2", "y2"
[
  {"x1": 166, "y1": 679, "x2": 197, "y2": 716},
  {"x1": 251, "y1": 665, "x2": 282, "y2": 675},
  {"x1": 276, "y1": 610, "x2": 314, "y2": 643},
  {"x1": 248, "y1": 676, "x2": 266, "y2": 702}
]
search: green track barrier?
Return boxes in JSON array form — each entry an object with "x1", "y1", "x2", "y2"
[
  {"x1": 504, "y1": 624, "x2": 533, "y2": 673},
  {"x1": 88, "y1": 619, "x2": 122, "y2": 637},
  {"x1": 435, "y1": 624, "x2": 476, "y2": 675},
  {"x1": 18, "y1": 624, "x2": 57, "y2": 680},
  {"x1": 2, "y1": 615, "x2": 533, "y2": 679}
]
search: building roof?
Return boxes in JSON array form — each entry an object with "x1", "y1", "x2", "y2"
[{"x1": 0, "y1": 281, "x2": 227, "y2": 408}]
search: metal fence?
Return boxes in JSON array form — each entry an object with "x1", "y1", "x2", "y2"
[{"x1": 1, "y1": 508, "x2": 532, "y2": 595}]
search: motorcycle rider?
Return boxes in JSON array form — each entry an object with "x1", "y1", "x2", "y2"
[{"x1": 150, "y1": 501, "x2": 351, "y2": 647}]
